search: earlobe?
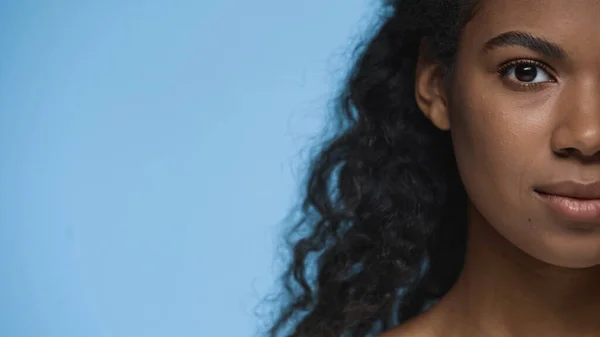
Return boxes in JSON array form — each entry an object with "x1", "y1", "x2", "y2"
[{"x1": 414, "y1": 40, "x2": 451, "y2": 131}]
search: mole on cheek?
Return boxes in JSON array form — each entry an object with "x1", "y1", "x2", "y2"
[{"x1": 527, "y1": 217, "x2": 538, "y2": 230}]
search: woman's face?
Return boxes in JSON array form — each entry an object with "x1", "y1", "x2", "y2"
[{"x1": 448, "y1": 0, "x2": 600, "y2": 268}]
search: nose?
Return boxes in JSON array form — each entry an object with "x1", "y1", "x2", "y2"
[{"x1": 551, "y1": 79, "x2": 600, "y2": 159}]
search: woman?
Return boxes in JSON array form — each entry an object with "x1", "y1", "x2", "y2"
[{"x1": 268, "y1": 0, "x2": 600, "y2": 336}]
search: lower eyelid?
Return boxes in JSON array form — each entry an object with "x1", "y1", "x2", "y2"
[{"x1": 501, "y1": 76, "x2": 556, "y2": 92}]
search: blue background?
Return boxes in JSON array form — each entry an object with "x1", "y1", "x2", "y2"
[{"x1": 0, "y1": 1, "x2": 374, "y2": 336}]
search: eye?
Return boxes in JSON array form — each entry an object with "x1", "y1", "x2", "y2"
[{"x1": 497, "y1": 59, "x2": 556, "y2": 88}]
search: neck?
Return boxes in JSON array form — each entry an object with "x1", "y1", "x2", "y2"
[{"x1": 434, "y1": 204, "x2": 600, "y2": 337}]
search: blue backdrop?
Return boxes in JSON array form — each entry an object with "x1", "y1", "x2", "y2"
[{"x1": 0, "y1": 1, "x2": 372, "y2": 336}]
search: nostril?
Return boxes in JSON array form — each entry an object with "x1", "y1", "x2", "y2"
[{"x1": 553, "y1": 147, "x2": 576, "y2": 158}]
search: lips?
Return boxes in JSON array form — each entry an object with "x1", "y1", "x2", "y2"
[
  {"x1": 534, "y1": 180, "x2": 600, "y2": 222},
  {"x1": 535, "y1": 180, "x2": 600, "y2": 200}
]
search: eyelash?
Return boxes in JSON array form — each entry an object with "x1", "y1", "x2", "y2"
[{"x1": 496, "y1": 59, "x2": 557, "y2": 90}]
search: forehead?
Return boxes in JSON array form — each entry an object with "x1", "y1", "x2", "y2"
[{"x1": 461, "y1": 0, "x2": 600, "y2": 59}]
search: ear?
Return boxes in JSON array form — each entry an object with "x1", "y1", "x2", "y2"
[{"x1": 414, "y1": 39, "x2": 451, "y2": 131}]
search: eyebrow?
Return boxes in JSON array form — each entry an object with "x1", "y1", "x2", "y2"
[{"x1": 482, "y1": 30, "x2": 567, "y2": 61}]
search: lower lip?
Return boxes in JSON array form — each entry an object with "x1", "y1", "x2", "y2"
[{"x1": 535, "y1": 191, "x2": 600, "y2": 222}]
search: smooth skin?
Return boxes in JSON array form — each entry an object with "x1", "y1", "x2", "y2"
[{"x1": 384, "y1": 1, "x2": 600, "y2": 336}]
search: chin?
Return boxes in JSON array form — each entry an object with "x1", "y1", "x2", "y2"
[{"x1": 513, "y1": 215, "x2": 600, "y2": 269}]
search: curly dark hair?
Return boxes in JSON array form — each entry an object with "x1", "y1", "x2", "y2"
[{"x1": 267, "y1": 1, "x2": 482, "y2": 336}]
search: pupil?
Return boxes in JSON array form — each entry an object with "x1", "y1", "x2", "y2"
[{"x1": 515, "y1": 64, "x2": 537, "y2": 82}]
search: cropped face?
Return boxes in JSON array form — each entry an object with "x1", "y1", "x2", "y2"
[{"x1": 446, "y1": 0, "x2": 600, "y2": 268}]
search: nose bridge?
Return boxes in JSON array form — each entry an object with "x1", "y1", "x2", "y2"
[{"x1": 552, "y1": 76, "x2": 600, "y2": 157}]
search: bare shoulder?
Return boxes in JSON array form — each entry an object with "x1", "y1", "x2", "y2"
[{"x1": 374, "y1": 305, "x2": 446, "y2": 337}]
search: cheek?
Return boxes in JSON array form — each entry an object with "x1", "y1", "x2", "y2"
[{"x1": 447, "y1": 86, "x2": 541, "y2": 221}]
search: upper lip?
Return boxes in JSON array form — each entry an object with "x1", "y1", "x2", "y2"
[{"x1": 535, "y1": 180, "x2": 600, "y2": 200}]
